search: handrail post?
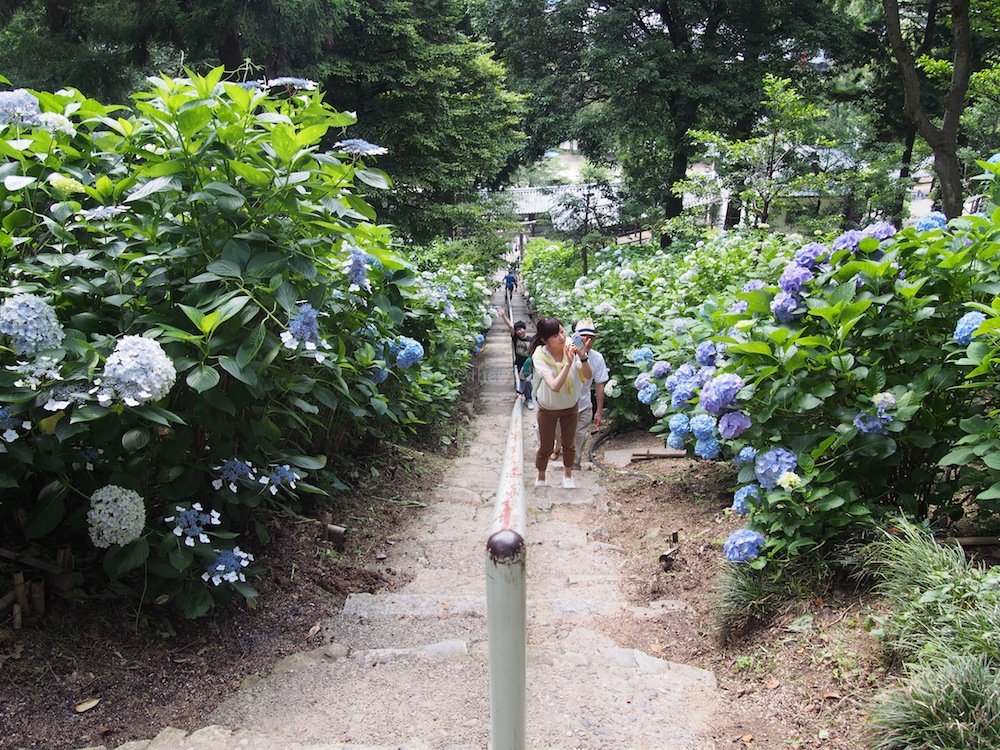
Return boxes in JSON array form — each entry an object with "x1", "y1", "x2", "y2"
[{"x1": 486, "y1": 400, "x2": 526, "y2": 750}]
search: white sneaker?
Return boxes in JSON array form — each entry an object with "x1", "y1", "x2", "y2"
[
  {"x1": 562, "y1": 476, "x2": 576, "y2": 489},
  {"x1": 534, "y1": 478, "x2": 547, "y2": 487},
  {"x1": 526, "y1": 401, "x2": 535, "y2": 410}
]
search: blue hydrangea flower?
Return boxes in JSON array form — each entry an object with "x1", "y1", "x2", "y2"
[
  {"x1": 719, "y1": 411, "x2": 752, "y2": 439},
  {"x1": 395, "y1": 337, "x2": 424, "y2": 368},
  {"x1": 854, "y1": 412, "x2": 891, "y2": 435},
  {"x1": 954, "y1": 311, "x2": 987, "y2": 345},
  {"x1": 343, "y1": 244, "x2": 372, "y2": 293},
  {"x1": 334, "y1": 138, "x2": 388, "y2": 156},
  {"x1": 267, "y1": 76, "x2": 318, "y2": 90},
  {"x1": 668, "y1": 413, "x2": 691, "y2": 436},
  {"x1": 735, "y1": 446, "x2": 757, "y2": 467},
  {"x1": 631, "y1": 346, "x2": 654, "y2": 367},
  {"x1": 87, "y1": 485, "x2": 145, "y2": 549},
  {"x1": 832, "y1": 230, "x2": 865, "y2": 254},
  {"x1": 9, "y1": 355, "x2": 62, "y2": 389},
  {"x1": 731, "y1": 484, "x2": 760, "y2": 514},
  {"x1": 638, "y1": 384, "x2": 658, "y2": 404},
  {"x1": 652, "y1": 361, "x2": 672, "y2": 378},
  {"x1": 793, "y1": 242, "x2": 828, "y2": 269},
  {"x1": 723, "y1": 528, "x2": 766, "y2": 563},
  {"x1": 260, "y1": 464, "x2": 301, "y2": 496},
  {"x1": 281, "y1": 303, "x2": 333, "y2": 361},
  {"x1": 690, "y1": 413, "x2": 717, "y2": 440},
  {"x1": 0, "y1": 405, "x2": 29, "y2": 447},
  {"x1": 165, "y1": 502, "x2": 221, "y2": 547},
  {"x1": 916, "y1": 211, "x2": 947, "y2": 233},
  {"x1": 770, "y1": 291, "x2": 800, "y2": 323},
  {"x1": 666, "y1": 431, "x2": 686, "y2": 450},
  {"x1": 864, "y1": 221, "x2": 897, "y2": 240},
  {"x1": 96, "y1": 336, "x2": 176, "y2": 407},
  {"x1": 476, "y1": 333, "x2": 485, "y2": 345},
  {"x1": 694, "y1": 436, "x2": 720, "y2": 459},
  {"x1": 729, "y1": 300, "x2": 748, "y2": 314},
  {"x1": 778, "y1": 263, "x2": 813, "y2": 293},
  {"x1": 370, "y1": 366, "x2": 390, "y2": 384},
  {"x1": 212, "y1": 459, "x2": 257, "y2": 492},
  {"x1": 695, "y1": 341, "x2": 717, "y2": 367},
  {"x1": 0, "y1": 89, "x2": 41, "y2": 128},
  {"x1": 0, "y1": 294, "x2": 66, "y2": 356},
  {"x1": 202, "y1": 546, "x2": 254, "y2": 586},
  {"x1": 699, "y1": 373, "x2": 745, "y2": 416},
  {"x1": 755, "y1": 447, "x2": 798, "y2": 489}
]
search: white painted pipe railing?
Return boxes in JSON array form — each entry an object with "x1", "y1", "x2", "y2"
[{"x1": 486, "y1": 399, "x2": 526, "y2": 750}]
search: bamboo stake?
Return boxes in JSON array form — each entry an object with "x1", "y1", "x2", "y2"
[
  {"x1": 12, "y1": 571, "x2": 27, "y2": 612},
  {"x1": 11, "y1": 602, "x2": 21, "y2": 629},
  {"x1": 29, "y1": 576, "x2": 45, "y2": 615}
]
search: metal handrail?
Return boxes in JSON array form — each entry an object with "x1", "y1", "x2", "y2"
[{"x1": 486, "y1": 399, "x2": 527, "y2": 750}]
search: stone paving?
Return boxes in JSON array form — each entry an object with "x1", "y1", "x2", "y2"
[{"x1": 80, "y1": 285, "x2": 721, "y2": 750}]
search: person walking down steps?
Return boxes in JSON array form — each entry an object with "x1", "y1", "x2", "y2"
[
  {"x1": 496, "y1": 305, "x2": 534, "y2": 409},
  {"x1": 530, "y1": 316, "x2": 593, "y2": 488}
]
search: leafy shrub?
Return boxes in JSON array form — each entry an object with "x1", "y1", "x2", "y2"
[{"x1": 0, "y1": 69, "x2": 489, "y2": 617}]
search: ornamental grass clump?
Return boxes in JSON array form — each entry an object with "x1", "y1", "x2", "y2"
[{"x1": 0, "y1": 70, "x2": 490, "y2": 619}]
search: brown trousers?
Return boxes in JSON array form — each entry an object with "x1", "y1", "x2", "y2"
[{"x1": 535, "y1": 404, "x2": 579, "y2": 472}]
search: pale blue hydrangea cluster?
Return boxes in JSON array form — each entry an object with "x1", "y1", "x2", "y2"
[
  {"x1": 334, "y1": 138, "x2": 388, "y2": 156},
  {"x1": 634, "y1": 372, "x2": 658, "y2": 404},
  {"x1": 700, "y1": 373, "x2": 744, "y2": 416},
  {"x1": 78, "y1": 205, "x2": 128, "y2": 222},
  {"x1": 165, "y1": 502, "x2": 221, "y2": 547},
  {"x1": 343, "y1": 244, "x2": 373, "y2": 293},
  {"x1": 0, "y1": 406, "x2": 29, "y2": 447},
  {"x1": 735, "y1": 446, "x2": 757, "y2": 467},
  {"x1": 394, "y1": 337, "x2": 425, "y2": 369},
  {"x1": 87, "y1": 485, "x2": 146, "y2": 549},
  {"x1": 631, "y1": 346, "x2": 654, "y2": 367},
  {"x1": 213, "y1": 459, "x2": 257, "y2": 492},
  {"x1": 260, "y1": 464, "x2": 300, "y2": 496},
  {"x1": 730, "y1": 484, "x2": 760, "y2": 515},
  {"x1": 44, "y1": 384, "x2": 89, "y2": 412},
  {"x1": 281, "y1": 303, "x2": 333, "y2": 362},
  {"x1": 0, "y1": 89, "x2": 41, "y2": 128},
  {"x1": 695, "y1": 341, "x2": 717, "y2": 367},
  {"x1": 267, "y1": 76, "x2": 318, "y2": 90},
  {"x1": 755, "y1": 447, "x2": 797, "y2": 489},
  {"x1": 916, "y1": 211, "x2": 947, "y2": 233},
  {"x1": 9, "y1": 356, "x2": 62, "y2": 389},
  {"x1": 664, "y1": 363, "x2": 701, "y2": 408},
  {"x1": 724, "y1": 528, "x2": 765, "y2": 562},
  {"x1": 202, "y1": 546, "x2": 254, "y2": 586},
  {"x1": 0, "y1": 294, "x2": 66, "y2": 356},
  {"x1": 370, "y1": 366, "x2": 390, "y2": 384},
  {"x1": 954, "y1": 311, "x2": 987, "y2": 345},
  {"x1": 95, "y1": 336, "x2": 177, "y2": 406},
  {"x1": 778, "y1": 262, "x2": 813, "y2": 293}
]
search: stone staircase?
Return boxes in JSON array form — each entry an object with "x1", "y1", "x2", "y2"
[{"x1": 79, "y1": 285, "x2": 721, "y2": 750}]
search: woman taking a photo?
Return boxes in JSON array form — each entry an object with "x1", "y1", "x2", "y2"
[{"x1": 530, "y1": 316, "x2": 593, "y2": 489}]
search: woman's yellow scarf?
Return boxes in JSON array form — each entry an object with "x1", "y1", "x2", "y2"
[{"x1": 537, "y1": 348, "x2": 574, "y2": 394}]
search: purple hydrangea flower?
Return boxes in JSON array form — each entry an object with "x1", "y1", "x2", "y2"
[
  {"x1": 770, "y1": 291, "x2": 800, "y2": 323},
  {"x1": 755, "y1": 447, "x2": 798, "y2": 489},
  {"x1": 833, "y1": 230, "x2": 865, "y2": 254},
  {"x1": 719, "y1": 411, "x2": 752, "y2": 439},
  {"x1": 854, "y1": 412, "x2": 892, "y2": 435},
  {"x1": 794, "y1": 243, "x2": 828, "y2": 269},
  {"x1": 695, "y1": 341, "x2": 717, "y2": 367},
  {"x1": 652, "y1": 361, "x2": 672, "y2": 378},
  {"x1": 954, "y1": 311, "x2": 987, "y2": 345},
  {"x1": 634, "y1": 372, "x2": 653, "y2": 391},
  {"x1": 864, "y1": 221, "x2": 897, "y2": 240},
  {"x1": 700, "y1": 373, "x2": 745, "y2": 416},
  {"x1": 724, "y1": 528, "x2": 766, "y2": 562},
  {"x1": 729, "y1": 300, "x2": 749, "y2": 314},
  {"x1": 742, "y1": 279, "x2": 766, "y2": 293},
  {"x1": 778, "y1": 263, "x2": 813, "y2": 294}
]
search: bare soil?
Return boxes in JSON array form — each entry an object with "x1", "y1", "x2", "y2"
[{"x1": 0, "y1": 428, "x2": 887, "y2": 750}]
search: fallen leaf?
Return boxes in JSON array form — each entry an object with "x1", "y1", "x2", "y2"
[
  {"x1": 650, "y1": 642, "x2": 663, "y2": 654},
  {"x1": 308, "y1": 622, "x2": 322, "y2": 637},
  {"x1": 75, "y1": 698, "x2": 101, "y2": 713},
  {"x1": 823, "y1": 690, "x2": 842, "y2": 700},
  {"x1": 765, "y1": 677, "x2": 780, "y2": 690}
]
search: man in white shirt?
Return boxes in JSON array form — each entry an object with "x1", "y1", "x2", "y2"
[{"x1": 552, "y1": 317, "x2": 608, "y2": 468}]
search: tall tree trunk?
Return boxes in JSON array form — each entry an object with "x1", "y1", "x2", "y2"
[
  {"x1": 891, "y1": 128, "x2": 917, "y2": 225},
  {"x1": 883, "y1": 0, "x2": 972, "y2": 218}
]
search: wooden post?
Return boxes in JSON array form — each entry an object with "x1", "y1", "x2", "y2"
[
  {"x1": 30, "y1": 576, "x2": 45, "y2": 615},
  {"x1": 11, "y1": 602, "x2": 22, "y2": 629}
]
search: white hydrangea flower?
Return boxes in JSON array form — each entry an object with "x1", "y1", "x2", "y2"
[
  {"x1": 97, "y1": 336, "x2": 177, "y2": 406},
  {"x1": 87, "y1": 485, "x2": 146, "y2": 548}
]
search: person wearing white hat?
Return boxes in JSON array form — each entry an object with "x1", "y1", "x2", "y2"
[{"x1": 552, "y1": 317, "x2": 608, "y2": 469}]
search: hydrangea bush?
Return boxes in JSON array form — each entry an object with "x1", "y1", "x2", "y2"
[{"x1": 0, "y1": 69, "x2": 490, "y2": 618}]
